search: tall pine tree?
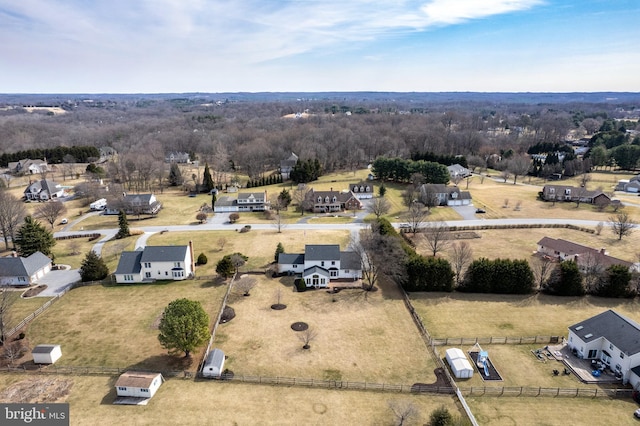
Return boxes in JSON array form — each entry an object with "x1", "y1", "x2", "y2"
[
  {"x1": 116, "y1": 210, "x2": 130, "y2": 239},
  {"x1": 168, "y1": 163, "x2": 183, "y2": 186},
  {"x1": 202, "y1": 163, "x2": 214, "y2": 193},
  {"x1": 80, "y1": 250, "x2": 109, "y2": 282},
  {"x1": 14, "y1": 216, "x2": 56, "y2": 257}
]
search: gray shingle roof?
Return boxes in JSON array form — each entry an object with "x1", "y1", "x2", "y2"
[
  {"x1": 114, "y1": 251, "x2": 143, "y2": 275},
  {"x1": 0, "y1": 252, "x2": 51, "y2": 277},
  {"x1": 569, "y1": 310, "x2": 640, "y2": 355},
  {"x1": 340, "y1": 252, "x2": 361, "y2": 271},
  {"x1": 303, "y1": 266, "x2": 330, "y2": 277},
  {"x1": 140, "y1": 246, "x2": 188, "y2": 263},
  {"x1": 278, "y1": 253, "x2": 304, "y2": 265},
  {"x1": 305, "y1": 245, "x2": 340, "y2": 261},
  {"x1": 32, "y1": 344, "x2": 59, "y2": 354}
]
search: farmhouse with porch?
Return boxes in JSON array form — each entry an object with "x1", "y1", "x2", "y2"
[
  {"x1": 304, "y1": 189, "x2": 362, "y2": 213},
  {"x1": 114, "y1": 243, "x2": 195, "y2": 283},
  {"x1": 567, "y1": 310, "x2": 640, "y2": 387},
  {"x1": 213, "y1": 191, "x2": 270, "y2": 213},
  {"x1": 278, "y1": 244, "x2": 362, "y2": 288}
]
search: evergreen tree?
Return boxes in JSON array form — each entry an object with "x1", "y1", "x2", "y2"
[
  {"x1": 197, "y1": 253, "x2": 208, "y2": 265},
  {"x1": 379, "y1": 183, "x2": 387, "y2": 197},
  {"x1": 278, "y1": 189, "x2": 292, "y2": 208},
  {"x1": 14, "y1": 216, "x2": 56, "y2": 257},
  {"x1": 202, "y1": 163, "x2": 214, "y2": 193},
  {"x1": 543, "y1": 261, "x2": 585, "y2": 296},
  {"x1": 216, "y1": 255, "x2": 235, "y2": 278},
  {"x1": 595, "y1": 264, "x2": 634, "y2": 298},
  {"x1": 274, "y1": 242, "x2": 285, "y2": 262},
  {"x1": 168, "y1": 163, "x2": 183, "y2": 186},
  {"x1": 404, "y1": 255, "x2": 454, "y2": 292},
  {"x1": 212, "y1": 193, "x2": 217, "y2": 211},
  {"x1": 116, "y1": 210, "x2": 130, "y2": 239},
  {"x1": 79, "y1": 250, "x2": 109, "y2": 282},
  {"x1": 158, "y1": 298, "x2": 209, "y2": 357}
]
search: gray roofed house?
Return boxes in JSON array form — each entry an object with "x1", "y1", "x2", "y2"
[
  {"x1": 541, "y1": 185, "x2": 611, "y2": 206},
  {"x1": 447, "y1": 164, "x2": 471, "y2": 179},
  {"x1": 280, "y1": 152, "x2": 298, "y2": 179},
  {"x1": 567, "y1": 310, "x2": 640, "y2": 385},
  {"x1": 0, "y1": 251, "x2": 52, "y2": 286},
  {"x1": 105, "y1": 193, "x2": 161, "y2": 215},
  {"x1": 305, "y1": 188, "x2": 362, "y2": 213},
  {"x1": 9, "y1": 158, "x2": 48, "y2": 175},
  {"x1": 114, "y1": 244, "x2": 194, "y2": 284},
  {"x1": 277, "y1": 244, "x2": 362, "y2": 288},
  {"x1": 213, "y1": 191, "x2": 270, "y2": 213},
  {"x1": 420, "y1": 184, "x2": 472, "y2": 206},
  {"x1": 24, "y1": 179, "x2": 64, "y2": 201}
]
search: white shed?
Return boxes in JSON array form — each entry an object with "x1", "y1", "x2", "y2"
[
  {"x1": 445, "y1": 348, "x2": 474, "y2": 379},
  {"x1": 202, "y1": 348, "x2": 225, "y2": 378},
  {"x1": 32, "y1": 344, "x2": 62, "y2": 364},
  {"x1": 115, "y1": 371, "x2": 164, "y2": 399}
]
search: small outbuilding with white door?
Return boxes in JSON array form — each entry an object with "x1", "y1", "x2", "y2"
[
  {"x1": 31, "y1": 344, "x2": 62, "y2": 364},
  {"x1": 115, "y1": 371, "x2": 164, "y2": 399},
  {"x1": 202, "y1": 348, "x2": 226, "y2": 378},
  {"x1": 445, "y1": 348, "x2": 474, "y2": 379}
]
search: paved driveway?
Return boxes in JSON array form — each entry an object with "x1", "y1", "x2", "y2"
[
  {"x1": 452, "y1": 204, "x2": 479, "y2": 220},
  {"x1": 35, "y1": 269, "x2": 81, "y2": 297}
]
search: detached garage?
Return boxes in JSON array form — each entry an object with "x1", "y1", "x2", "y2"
[
  {"x1": 32, "y1": 344, "x2": 62, "y2": 364},
  {"x1": 115, "y1": 372, "x2": 164, "y2": 399},
  {"x1": 445, "y1": 348, "x2": 474, "y2": 379}
]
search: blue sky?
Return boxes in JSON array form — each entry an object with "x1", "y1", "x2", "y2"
[{"x1": 0, "y1": 0, "x2": 638, "y2": 93}]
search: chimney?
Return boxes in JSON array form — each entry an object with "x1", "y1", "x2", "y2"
[
  {"x1": 600, "y1": 248, "x2": 606, "y2": 255},
  {"x1": 189, "y1": 240, "x2": 195, "y2": 277},
  {"x1": 12, "y1": 251, "x2": 17, "y2": 257}
]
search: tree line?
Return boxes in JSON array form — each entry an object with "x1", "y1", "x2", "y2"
[{"x1": 0, "y1": 146, "x2": 100, "y2": 167}]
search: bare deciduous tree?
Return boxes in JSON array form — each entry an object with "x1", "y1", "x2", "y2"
[
  {"x1": 367, "y1": 197, "x2": 391, "y2": 218},
  {"x1": 581, "y1": 251, "x2": 606, "y2": 293},
  {"x1": 196, "y1": 212, "x2": 208, "y2": 223},
  {"x1": 609, "y1": 212, "x2": 637, "y2": 240},
  {"x1": 217, "y1": 237, "x2": 228, "y2": 251},
  {"x1": 293, "y1": 185, "x2": 312, "y2": 216},
  {"x1": 388, "y1": 400, "x2": 418, "y2": 426},
  {"x1": 595, "y1": 221, "x2": 604, "y2": 235},
  {"x1": 35, "y1": 200, "x2": 67, "y2": 229},
  {"x1": 297, "y1": 327, "x2": 318, "y2": 349},
  {"x1": 407, "y1": 202, "x2": 427, "y2": 234},
  {"x1": 0, "y1": 190, "x2": 26, "y2": 250},
  {"x1": 0, "y1": 290, "x2": 16, "y2": 344},
  {"x1": 450, "y1": 242, "x2": 473, "y2": 286},
  {"x1": 235, "y1": 277, "x2": 257, "y2": 296},
  {"x1": 423, "y1": 221, "x2": 451, "y2": 257},
  {"x1": 351, "y1": 224, "x2": 407, "y2": 291},
  {"x1": 230, "y1": 253, "x2": 247, "y2": 274},
  {"x1": 507, "y1": 155, "x2": 531, "y2": 185},
  {"x1": 531, "y1": 256, "x2": 555, "y2": 291}
]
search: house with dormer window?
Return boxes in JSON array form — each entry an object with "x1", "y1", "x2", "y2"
[
  {"x1": 349, "y1": 182, "x2": 374, "y2": 199},
  {"x1": 304, "y1": 189, "x2": 362, "y2": 213},
  {"x1": 277, "y1": 244, "x2": 362, "y2": 288},
  {"x1": 541, "y1": 185, "x2": 611, "y2": 206},
  {"x1": 567, "y1": 310, "x2": 640, "y2": 386},
  {"x1": 213, "y1": 191, "x2": 270, "y2": 213}
]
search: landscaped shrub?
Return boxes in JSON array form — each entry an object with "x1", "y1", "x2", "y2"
[
  {"x1": 593, "y1": 264, "x2": 635, "y2": 298},
  {"x1": 543, "y1": 260, "x2": 585, "y2": 296},
  {"x1": 403, "y1": 255, "x2": 454, "y2": 292},
  {"x1": 295, "y1": 278, "x2": 307, "y2": 292},
  {"x1": 239, "y1": 225, "x2": 251, "y2": 233},
  {"x1": 197, "y1": 253, "x2": 208, "y2": 265},
  {"x1": 459, "y1": 258, "x2": 534, "y2": 294}
]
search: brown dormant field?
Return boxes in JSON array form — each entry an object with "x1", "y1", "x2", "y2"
[
  {"x1": 25, "y1": 280, "x2": 227, "y2": 371},
  {"x1": 214, "y1": 275, "x2": 439, "y2": 384},
  {"x1": 0, "y1": 374, "x2": 462, "y2": 425},
  {"x1": 410, "y1": 292, "x2": 640, "y2": 339}
]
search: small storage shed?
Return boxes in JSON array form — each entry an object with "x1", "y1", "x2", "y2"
[
  {"x1": 202, "y1": 348, "x2": 225, "y2": 378},
  {"x1": 115, "y1": 371, "x2": 164, "y2": 399},
  {"x1": 32, "y1": 344, "x2": 62, "y2": 364},
  {"x1": 445, "y1": 348, "x2": 474, "y2": 379}
]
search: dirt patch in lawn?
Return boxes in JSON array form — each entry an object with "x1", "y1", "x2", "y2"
[
  {"x1": 291, "y1": 322, "x2": 309, "y2": 331},
  {"x1": 22, "y1": 285, "x2": 47, "y2": 298},
  {"x1": 0, "y1": 377, "x2": 73, "y2": 403}
]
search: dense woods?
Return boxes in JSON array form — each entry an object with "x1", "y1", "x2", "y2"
[{"x1": 1, "y1": 93, "x2": 639, "y2": 184}]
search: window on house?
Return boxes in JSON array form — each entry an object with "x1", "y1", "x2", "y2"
[
  {"x1": 330, "y1": 271, "x2": 338, "y2": 277},
  {"x1": 144, "y1": 262, "x2": 151, "y2": 268},
  {"x1": 165, "y1": 271, "x2": 168, "y2": 276},
  {"x1": 174, "y1": 262, "x2": 181, "y2": 268},
  {"x1": 118, "y1": 387, "x2": 127, "y2": 391},
  {"x1": 620, "y1": 352, "x2": 625, "y2": 359},
  {"x1": 332, "y1": 196, "x2": 337, "y2": 202},
  {"x1": 549, "y1": 188, "x2": 555, "y2": 194},
  {"x1": 610, "y1": 343, "x2": 614, "y2": 350},
  {"x1": 317, "y1": 197, "x2": 322, "y2": 203},
  {"x1": 331, "y1": 261, "x2": 335, "y2": 265},
  {"x1": 145, "y1": 272, "x2": 151, "y2": 278},
  {"x1": 141, "y1": 389, "x2": 149, "y2": 393},
  {"x1": 321, "y1": 261, "x2": 325, "y2": 266}
]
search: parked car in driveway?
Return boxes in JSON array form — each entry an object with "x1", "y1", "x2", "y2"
[
  {"x1": 475, "y1": 208, "x2": 486, "y2": 214},
  {"x1": 60, "y1": 218, "x2": 68, "y2": 224},
  {"x1": 634, "y1": 408, "x2": 640, "y2": 418}
]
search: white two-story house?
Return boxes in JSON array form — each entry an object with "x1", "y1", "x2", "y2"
[
  {"x1": 277, "y1": 244, "x2": 362, "y2": 288},
  {"x1": 114, "y1": 244, "x2": 194, "y2": 283},
  {"x1": 567, "y1": 310, "x2": 640, "y2": 386}
]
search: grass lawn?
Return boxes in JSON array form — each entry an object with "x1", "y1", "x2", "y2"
[
  {"x1": 410, "y1": 292, "x2": 640, "y2": 339},
  {"x1": 145, "y1": 229, "x2": 352, "y2": 275},
  {"x1": 467, "y1": 396, "x2": 639, "y2": 425},
  {"x1": 409, "y1": 226, "x2": 640, "y2": 265},
  {"x1": 99, "y1": 237, "x2": 138, "y2": 272},
  {"x1": 0, "y1": 373, "x2": 462, "y2": 425},
  {"x1": 6, "y1": 292, "x2": 54, "y2": 329},
  {"x1": 213, "y1": 276, "x2": 439, "y2": 384},
  {"x1": 465, "y1": 175, "x2": 640, "y2": 221},
  {"x1": 51, "y1": 236, "x2": 103, "y2": 269},
  {"x1": 25, "y1": 279, "x2": 228, "y2": 371}
]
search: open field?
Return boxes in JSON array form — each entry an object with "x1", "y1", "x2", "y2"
[
  {"x1": 409, "y1": 226, "x2": 640, "y2": 264},
  {"x1": 5, "y1": 292, "x2": 54, "y2": 330},
  {"x1": 0, "y1": 374, "x2": 462, "y2": 425},
  {"x1": 410, "y1": 292, "x2": 640, "y2": 339},
  {"x1": 467, "y1": 396, "x2": 639, "y2": 425},
  {"x1": 24, "y1": 280, "x2": 228, "y2": 371},
  {"x1": 99, "y1": 237, "x2": 138, "y2": 272},
  {"x1": 50, "y1": 235, "x2": 103, "y2": 269},
  {"x1": 214, "y1": 275, "x2": 439, "y2": 384},
  {"x1": 145, "y1": 229, "x2": 351, "y2": 275}
]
